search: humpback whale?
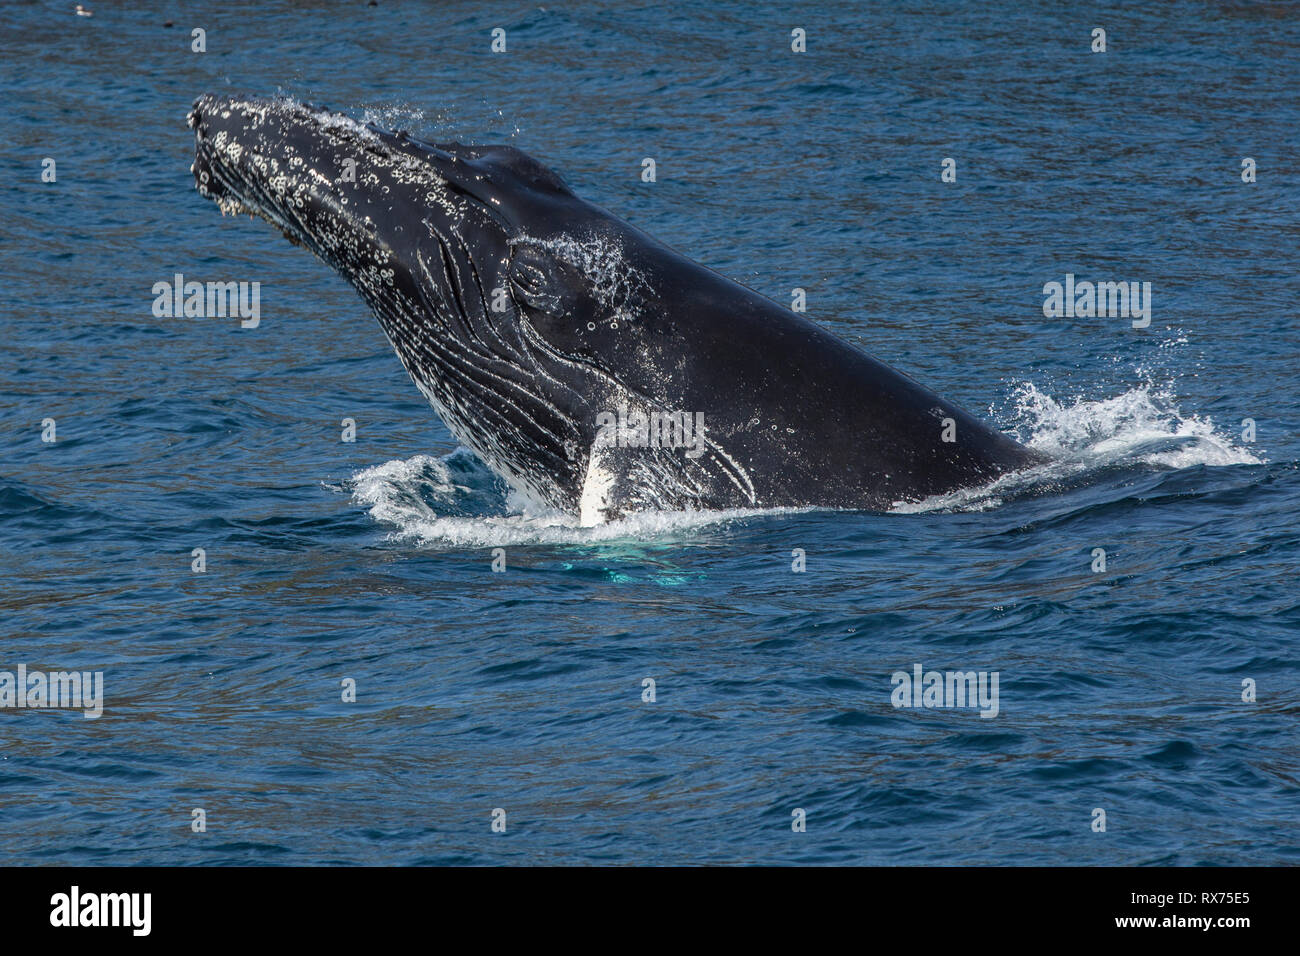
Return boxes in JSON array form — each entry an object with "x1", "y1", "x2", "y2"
[{"x1": 189, "y1": 93, "x2": 1043, "y2": 524}]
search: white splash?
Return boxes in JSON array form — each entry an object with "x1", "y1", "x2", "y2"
[
  {"x1": 349, "y1": 453, "x2": 794, "y2": 548},
  {"x1": 891, "y1": 380, "x2": 1263, "y2": 514},
  {"x1": 349, "y1": 379, "x2": 1265, "y2": 535},
  {"x1": 1009, "y1": 381, "x2": 1260, "y2": 468}
]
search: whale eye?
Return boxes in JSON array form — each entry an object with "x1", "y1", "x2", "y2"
[
  {"x1": 507, "y1": 243, "x2": 606, "y2": 357},
  {"x1": 507, "y1": 243, "x2": 577, "y2": 317},
  {"x1": 508, "y1": 257, "x2": 561, "y2": 313}
]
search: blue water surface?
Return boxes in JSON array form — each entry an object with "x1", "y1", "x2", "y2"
[{"x1": 1, "y1": 0, "x2": 1297, "y2": 865}]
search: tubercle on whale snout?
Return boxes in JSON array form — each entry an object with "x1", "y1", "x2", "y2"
[
  {"x1": 188, "y1": 93, "x2": 403, "y2": 220},
  {"x1": 188, "y1": 97, "x2": 238, "y2": 206},
  {"x1": 190, "y1": 146, "x2": 223, "y2": 201},
  {"x1": 187, "y1": 94, "x2": 323, "y2": 237}
]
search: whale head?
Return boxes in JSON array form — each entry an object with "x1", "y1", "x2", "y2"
[{"x1": 189, "y1": 93, "x2": 654, "y2": 516}]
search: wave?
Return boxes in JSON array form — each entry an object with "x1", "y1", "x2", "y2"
[
  {"x1": 892, "y1": 380, "x2": 1263, "y2": 514},
  {"x1": 345, "y1": 381, "x2": 1266, "y2": 541},
  {"x1": 347, "y1": 449, "x2": 796, "y2": 547}
]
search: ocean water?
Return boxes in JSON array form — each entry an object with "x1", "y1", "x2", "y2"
[{"x1": 2, "y1": 0, "x2": 1297, "y2": 865}]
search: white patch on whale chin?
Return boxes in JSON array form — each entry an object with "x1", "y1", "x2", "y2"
[{"x1": 578, "y1": 444, "x2": 616, "y2": 526}]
